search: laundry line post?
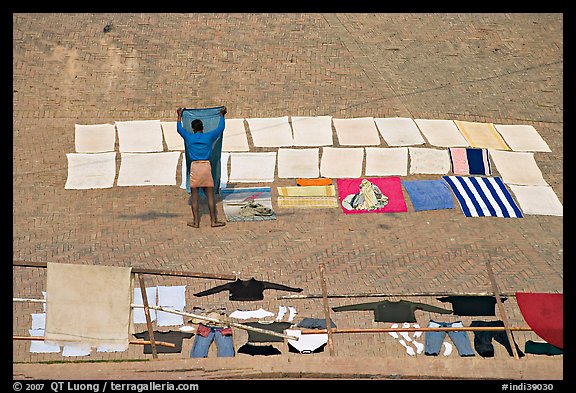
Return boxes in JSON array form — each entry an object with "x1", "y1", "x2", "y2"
[
  {"x1": 319, "y1": 261, "x2": 335, "y2": 356},
  {"x1": 137, "y1": 273, "x2": 158, "y2": 359},
  {"x1": 485, "y1": 259, "x2": 520, "y2": 360}
]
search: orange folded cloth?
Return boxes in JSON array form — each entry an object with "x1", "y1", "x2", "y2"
[{"x1": 296, "y1": 178, "x2": 332, "y2": 186}]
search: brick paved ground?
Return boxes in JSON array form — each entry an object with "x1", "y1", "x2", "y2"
[{"x1": 13, "y1": 13, "x2": 563, "y2": 380}]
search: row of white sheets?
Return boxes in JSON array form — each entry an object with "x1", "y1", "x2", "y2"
[
  {"x1": 74, "y1": 117, "x2": 552, "y2": 153},
  {"x1": 27, "y1": 285, "x2": 187, "y2": 355},
  {"x1": 66, "y1": 148, "x2": 549, "y2": 189}
]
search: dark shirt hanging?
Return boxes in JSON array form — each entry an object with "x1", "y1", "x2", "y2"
[
  {"x1": 133, "y1": 330, "x2": 194, "y2": 354},
  {"x1": 332, "y1": 300, "x2": 452, "y2": 323},
  {"x1": 242, "y1": 321, "x2": 293, "y2": 342},
  {"x1": 193, "y1": 277, "x2": 303, "y2": 301},
  {"x1": 436, "y1": 296, "x2": 508, "y2": 316}
]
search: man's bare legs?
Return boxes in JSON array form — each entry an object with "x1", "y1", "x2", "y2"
[
  {"x1": 187, "y1": 187, "x2": 200, "y2": 228},
  {"x1": 204, "y1": 187, "x2": 226, "y2": 227}
]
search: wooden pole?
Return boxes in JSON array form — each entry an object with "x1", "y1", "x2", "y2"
[
  {"x1": 319, "y1": 261, "x2": 335, "y2": 356},
  {"x1": 13, "y1": 336, "x2": 176, "y2": 348},
  {"x1": 137, "y1": 273, "x2": 158, "y2": 359},
  {"x1": 277, "y1": 292, "x2": 518, "y2": 300},
  {"x1": 486, "y1": 260, "x2": 520, "y2": 360},
  {"x1": 12, "y1": 261, "x2": 236, "y2": 281},
  {"x1": 132, "y1": 304, "x2": 299, "y2": 341},
  {"x1": 300, "y1": 326, "x2": 533, "y2": 334}
]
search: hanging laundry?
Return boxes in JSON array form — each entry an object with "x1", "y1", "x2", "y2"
[
  {"x1": 157, "y1": 285, "x2": 186, "y2": 326},
  {"x1": 193, "y1": 277, "x2": 303, "y2": 301},
  {"x1": 229, "y1": 308, "x2": 275, "y2": 320},
  {"x1": 332, "y1": 299, "x2": 452, "y2": 323},
  {"x1": 237, "y1": 343, "x2": 282, "y2": 356},
  {"x1": 424, "y1": 320, "x2": 475, "y2": 357},
  {"x1": 190, "y1": 324, "x2": 235, "y2": 358},
  {"x1": 296, "y1": 317, "x2": 337, "y2": 330},
  {"x1": 133, "y1": 330, "x2": 194, "y2": 354},
  {"x1": 388, "y1": 323, "x2": 423, "y2": 356},
  {"x1": 286, "y1": 329, "x2": 328, "y2": 354},
  {"x1": 470, "y1": 320, "x2": 525, "y2": 358},
  {"x1": 436, "y1": 296, "x2": 507, "y2": 316},
  {"x1": 241, "y1": 321, "x2": 293, "y2": 343},
  {"x1": 524, "y1": 340, "x2": 563, "y2": 356}
]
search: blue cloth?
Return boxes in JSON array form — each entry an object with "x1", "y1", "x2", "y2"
[
  {"x1": 424, "y1": 320, "x2": 475, "y2": 357},
  {"x1": 190, "y1": 325, "x2": 235, "y2": 358},
  {"x1": 443, "y1": 176, "x2": 523, "y2": 218},
  {"x1": 180, "y1": 106, "x2": 225, "y2": 194},
  {"x1": 402, "y1": 179, "x2": 454, "y2": 212},
  {"x1": 466, "y1": 148, "x2": 491, "y2": 175}
]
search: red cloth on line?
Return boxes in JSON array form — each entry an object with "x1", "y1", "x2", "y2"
[{"x1": 516, "y1": 292, "x2": 563, "y2": 349}]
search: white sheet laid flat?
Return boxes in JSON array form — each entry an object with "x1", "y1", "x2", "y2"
[
  {"x1": 228, "y1": 152, "x2": 277, "y2": 183},
  {"x1": 229, "y1": 308, "x2": 275, "y2": 320},
  {"x1": 365, "y1": 147, "x2": 408, "y2": 176},
  {"x1": 65, "y1": 152, "x2": 117, "y2": 190},
  {"x1": 133, "y1": 286, "x2": 157, "y2": 324},
  {"x1": 74, "y1": 123, "x2": 116, "y2": 153},
  {"x1": 277, "y1": 148, "x2": 320, "y2": 178},
  {"x1": 374, "y1": 118, "x2": 426, "y2": 146},
  {"x1": 320, "y1": 147, "x2": 364, "y2": 178},
  {"x1": 117, "y1": 151, "x2": 181, "y2": 186},
  {"x1": 44, "y1": 263, "x2": 133, "y2": 350},
  {"x1": 508, "y1": 185, "x2": 563, "y2": 216},
  {"x1": 453, "y1": 120, "x2": 510, "y2": 150},
  {"x1": 290, "y1": 116, "x2": 334, "y2": 146},
  {"x1": 221, "y1": 118, "x2": 250, "y2": 151},
  {"x1": 493, "y1": 124, "x2": 552, "y2": 152},
  {"x1": 408, "y1": 147, "x2": 451, "y2": 174},
  {"x1": 333, "y1": 117, "x2": 381, "y2": 146},
  {"x1": 488, "y1": 150, "x2": 548, "y2": 186},
  {"x1": 286, "y1": 329, "x2": 328, "y2": 353},
  {"x1": 220, "y1": 152, "x2": 231, "y2": 186},
  {"x1": 160, "y1": 121, "x2": 184, "y2": 151},
  {"x1": 246, "y1": 117, "x2": 293, "y2": 147},
  {"x1": 115, "y1": 119, "x2": 164, "y2": 152},
  {"x1": 31, "y1": 313, "x2": 46, "y2": 330},
  {"x1": 28, "y1": 329, "x2": 60, "y2": 353},
  {"x1": 157, "y1": 285, "x2": 186, "y2": 327},
  {"x1": 414, "y1": 119, "x2": 469, "y2": 147}
]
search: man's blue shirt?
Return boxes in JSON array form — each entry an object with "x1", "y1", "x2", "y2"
[{"x1": 177, "y1": 116, "x2": 225, "y2": 161}]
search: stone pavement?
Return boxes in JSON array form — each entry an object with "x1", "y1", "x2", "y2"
[{"x1": 12, "y1": 13, "x2": 563, "y2": 381}]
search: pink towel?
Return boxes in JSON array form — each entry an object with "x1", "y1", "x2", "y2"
[
  {"x1": 337, "y1": 177, "x2": 408, "y2": 214},
  {"x1": 449, "y1": 147, "x2": 470, "y2": 175}
]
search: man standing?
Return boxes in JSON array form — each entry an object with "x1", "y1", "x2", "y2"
[{"x1": 177, "y1": 106, "x2": 227, "y2": 228}]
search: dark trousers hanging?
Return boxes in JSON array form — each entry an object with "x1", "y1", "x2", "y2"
[{"x1": 470, "y1": 320, "x2": 525, "y2": 358}]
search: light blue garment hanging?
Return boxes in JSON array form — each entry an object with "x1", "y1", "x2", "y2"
[{"x1": 181, "y1": 106, "x2": 225, "y2": 195}]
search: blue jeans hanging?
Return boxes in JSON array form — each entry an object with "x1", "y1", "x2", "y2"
[{"x1": 190, "y1": 324, "x2": 235, "y2": 358}]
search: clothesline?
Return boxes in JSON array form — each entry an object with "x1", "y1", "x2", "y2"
[
  {"x1": 277, "y1": 292, "x2": 517, "y2": 300},
  {"x1": 300, "y1": 327, "x2": 533, "y2": 335},
  {"x1": 12, "y1": 336, "x2": 176, "y2": 348},
  {"x1": 131, "y1": 304, "x2": 299, "y2": 341}
]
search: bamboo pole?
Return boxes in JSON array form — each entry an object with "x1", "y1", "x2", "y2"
[
  {"x1": 137, "y1": 273, "x2": 158, "y2": 359},
  {"x1": 277, "y1": 292, "x2": 518, "y2": 300},
  {"x1": 13, "y1": 336, "x2": 176, "y2": 348},
  {"x1": 486, "y1": 260, "x2": 520, "y2": 360},
  {"x1": 319, "y1": 261, "x2": 335, "y2": 356},
  {"x1": 13, "y1": 298, "x2": 45, "y2": 303},
  {"x1": 300, "y1": 326, "x2": 533, "y2": 334},
  {"x1": 12, "y1": 261, "x2": 236, "y2": 281},
  {"x1": 131, "y1": 304, "x2": 299, "y2": 341}
]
